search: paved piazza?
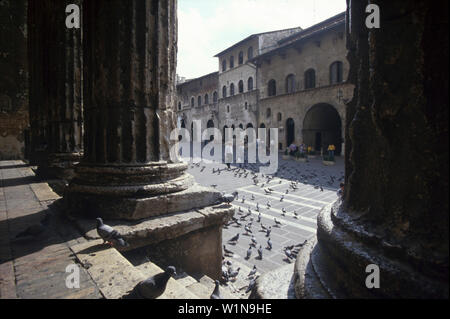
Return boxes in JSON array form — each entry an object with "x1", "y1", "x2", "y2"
[{"x1": 185, "y1": 153, "x2": 345, "y2": 275}]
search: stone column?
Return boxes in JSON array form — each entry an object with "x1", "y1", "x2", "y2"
[
  {"x1": 46, "y1": 0, "x2": 83, "y2": 180},
  {"x1": 29, "y1": 0, "x2": 83, "y2": 177},
  {"x1": 66, "y1": 0, "x2": 233, "y2": 279},
  {"x1": 294, "y1": 0, "x2": 448, "y2": 298},
  {"x1": 27, "y1": 0, "x2": 46, "y2": 165}
]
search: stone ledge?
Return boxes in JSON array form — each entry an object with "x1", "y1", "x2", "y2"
[
  {"x1": 293, "y1": 236, "x2": 331, "y2": 299},
  {"x1": 70, "y1": 203, "x2": 234, "y2": 252},
  {"x1": 251, "y1": 263, "x2": 296, "y2": 299},
  {"x1": 66, "y1": 183, "x2": 223, "y2": 220}
]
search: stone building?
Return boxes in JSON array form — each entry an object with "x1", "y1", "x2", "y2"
[
  {"x1": 176, "y1": 71, "x2": 219, "y2": 139},
  {"x1": 215, "y1": 27, "x2": 301, "y2": 138},
  {"x1": 253, "y1": 12, "x2": 352, "y2": 155},
  {"x1": 175, "y1": 13, "x2": 352, "y2": 155}
]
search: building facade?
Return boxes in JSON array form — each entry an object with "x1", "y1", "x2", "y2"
[{"x1": 176, "y1": 12, "x2": 353, "y2": 155}]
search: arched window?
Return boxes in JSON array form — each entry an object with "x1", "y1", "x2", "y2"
[
  {"x1": 222, "y1": 86, "x2": 227, "y2": 98},
  {"x1": 238, "y1": 80, "x2": 244, "y2": 93},
  {"x1": 305, "y1": 69, "x2": 316, "y2": 89},
  {"x1": 277, "y1": 112, "x2": 282, "y2": 121},
  {"x1": 248, "y1": 47, "x2": 253, "y2": 60},
  {"x1": 230, "y1": 56, "x2": 234, "y2": 68},
  {"x1": 204, "y1": 94, "x2": 209, "y2": 105},
  {"x1": 330, "y1": 61, "x2": 343, "y2": 84},
  {"x1": 191, "y1": 97, "x2": 195, "y2": 108},
  {"x1": 285, "y1": 74, "x2": 295, "y2": 93},
  {"x1": 248, "y1": 77, "x2": 253, "y2": 91},
  {"x1": 178, "y1": 102, "x2": 181, "y2": 110},
  {"x1": 268, "y1": 79, "x2": 277, "y2": 96},
  {"x1": 239, "y1": 124, "x2": 244, "y2": 129},
  {"x1": 238, "y1": 51, "x2": 244, "y2": 65},
  {"x1": 230, "y1": 83, "x2": 235, "y2": 96},
  {"x1": 222, "y1": 60, "x2": 227, "y2": 72},
  {"x1": 198, "y1": 96, "x2": 201, "y2": 107},
  {"x1": 213, "y1": 91, "x2": 218, "y2": 102},
  {"x1": 227, "y1": 105, "x2": 230, "y2": 113},
  {"x1": 244, "y1": 102, "x2": 248, "y2": 110},
  {"x1": 266, "y1": 108, "x2": 271, "y2": 118}
]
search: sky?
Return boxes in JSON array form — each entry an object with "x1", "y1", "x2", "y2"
[{"x1": 177, "y1": 0, "x2": 347, "y2": 79}]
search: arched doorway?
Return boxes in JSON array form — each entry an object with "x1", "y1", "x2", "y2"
[
  {"x1": 302, "y1": 103, "x2": 342, "y2": 155},
  {"x1": 286, "y1": 118, "x2": 295, "y2": 146},
  {"x1": 207, "y1": 119, "x2": 215, "y2": 142}
]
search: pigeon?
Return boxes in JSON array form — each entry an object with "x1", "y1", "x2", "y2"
[
  {"x1": 246, "y1": 246, "x2": 252, "y2": 260},
  {"x1": 229, "y1": 267, "x2": 240, "y2": 279},
  {"x1": 133, "y1": 266, "x2": 176, "y2": 299},
  {"x1": 210, "y1": 280, "x2": 222, "y2": 299},
  {"x1": 257, "y1": 245, "x2": 263, "y2": 259},
  {"x1": 293, "y1": 211, "x2": 298, "y2": 219},
  {"x1": 223, "y1": 245, "x2": 234, "y2": 255},
  {"x1": 211, "y1": 184, "x2": 218, "y2": 189},
  {"x1": 267, "y1": 238, "x2": 272, "y2": 250},
  {"x1": 220, "y1": 191, "x2": 238, "y2": 204},
  {"x1": 248, "y1": 265, "x2": 257, "y2": 277},
  {"x1": 284, "y1": 249, "x2": 294, "y2": 262},
  {"x1": 281, "y1": 208, "x2": 286, "y2": 216},
  {"x1": 96, "y1": 217, "x2": 129, "y2": 247},
  {"x1": 295, "y1": 240, "x2": 307, "y2": 247},
  {"x1": 229, "y1": 233, "x2": 239, "y2": 242},
  {"x1": 320, "y1": 186, "x2": 324, "y2": 192},
  {"x1": 246, "y1": 276, "x2": 259, "y2": 293},
  {"x1": 274, "y1": 218, "x2": 282, "y2": 226},
  {"x1": 266, "y1": 226, "x2": 272, "y2": 237},
  {"x1": 251, "y1": 194, "x2": 255, "y2": 200},
  {"x1": 257, "y1": 212, "x2": 261, "y2": 223},
  {"x1": 251, "y1": 235, "x2": 257, "y2": 246},
  {"x1": 244, "y1": 225, "x2": 252, "y2": 235}
]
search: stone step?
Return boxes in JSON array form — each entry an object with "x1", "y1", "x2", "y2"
[
  {"x1": 250, "y1": 263, "x2": 296, "y2": 299},
  {"x1": 70, "y1": 239, "x2": 199, "y2": 299},
  {"x1": 137, "y1": 261, "x2": 237, "y2": 299}
]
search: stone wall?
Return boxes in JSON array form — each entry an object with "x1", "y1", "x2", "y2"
[
  {"x1": 256, "y1": 24, "x2": 352, "y2": 152},
  {"x1": 0, "y1": 0, "x2": 28, "y2": 160}
]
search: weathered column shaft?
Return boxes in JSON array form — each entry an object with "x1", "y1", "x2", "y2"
[
  {"x1": 27, "y1": 0, "x2": 46, "y2": 164},
  {"x1": 294, "y1": 0, "x2": 448, "y2": 299},
  {"x1": 82, "y1": 0, "x2": 177, "y2": 165},
  {"x1": 68, "y1": 0, "x2": 197, "y2": 220}
]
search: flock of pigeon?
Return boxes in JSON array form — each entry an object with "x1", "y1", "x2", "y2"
[{"x1": 91, "y1": 160, "x2": 342, "y2": 299}]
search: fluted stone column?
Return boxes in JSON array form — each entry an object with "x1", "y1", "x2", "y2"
[
  {"x1": 66, "y1": 1, "x2": 233, "y2": 280},
  {"x1": 28, "y1": 0, "x2": 83, "y2": 177},
  {"x1": 67, "y1": 0, "x2": 224, "y2": 221},
  {"x1": 294, "y1": 0, "x2": 448, "y2": 298},
  {"x1": 46, "y1": 0, "x2": 83, "y2": 179},
  {"x1": 28, "y1": 0, "x2": 47, "y2": 166}
]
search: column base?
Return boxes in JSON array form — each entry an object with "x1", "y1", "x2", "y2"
[
  {"x1": 294, "y1": 202, "x2": 449, "y2": 299},
  {"x1": 36, "y1": 152, "x2": 82, "y2": 180}
]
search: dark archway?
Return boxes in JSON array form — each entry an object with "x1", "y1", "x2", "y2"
[
  {"x1": 286, "y1": 118, "x2": 295, "y2": 146},
  {"x1": 207, "y1": 119, "x2": 215, "y2": 141},
  {"x1": 302, "y1": 103, "x2": 342, "y2": 155}
]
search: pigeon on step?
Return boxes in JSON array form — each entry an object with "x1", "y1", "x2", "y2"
[
  {"x1": 133, "y1": 266, "x2": 176, "y2": 299},
  {"x1": 96, "y1": 217, "x2": 129, "y2": 247}
]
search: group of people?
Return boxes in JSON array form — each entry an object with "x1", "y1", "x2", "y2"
[{"x1": 287, "y1": 142, "x2": 336, "y2": 160}]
